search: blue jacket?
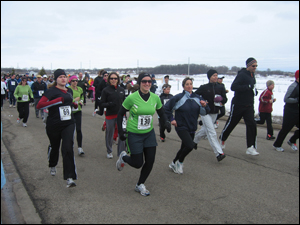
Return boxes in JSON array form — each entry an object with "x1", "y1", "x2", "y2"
[
  {"x1": 7, "y1": 79, "x2": 18, "y2": 92},
  {"x1": 164, "y1": 91, "x2": 210, "y2": 133}
]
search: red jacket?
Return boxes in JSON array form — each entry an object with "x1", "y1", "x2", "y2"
[{"x1": 258, "y1": 88, "x2": 274, "y2": 113}]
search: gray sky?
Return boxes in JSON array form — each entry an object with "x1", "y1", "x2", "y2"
[{"x1": 1, "y1": 1, "x2": 299, "y2": 72}]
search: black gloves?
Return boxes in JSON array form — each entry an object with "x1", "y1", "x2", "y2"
[
  {"x1": 164, "y1": 121, "x2": 171, "y2": 133},
  {"x1": 119, "y1": 129, "x2": 127, "y2": 141},
  {"x1": 30, "y1": 97, "x2": 34, "y2": 103},
  {"x1": 18, "y1": 97, "x2": 22, "y2": 100}
]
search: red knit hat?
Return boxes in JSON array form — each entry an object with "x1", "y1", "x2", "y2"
[{"x1": 295, "y1": 70, "x2": 299, "y2": 80}]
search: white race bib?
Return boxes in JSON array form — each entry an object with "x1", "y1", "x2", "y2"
[
  {"x1": 11, "y1": 81, "x2": 15, "y2": 85},
  {"x1": 38, "y1": 90, "x2": 44, "y2": 96},
  {"x1": 125, "y1": 89, "x2": 128, "y2": 95},
  {"x1": 59, "y1": 106, "x2": 71, "y2": 121},
  {"x1": 138, "y1": 115, "x2": 152, "y2": 130},
  {"x1": 122, "y1": 116, "x2": 127, "y2": 129},
  {"x1": 22, "y1": 95, "x2": 29, "y2": 101}
]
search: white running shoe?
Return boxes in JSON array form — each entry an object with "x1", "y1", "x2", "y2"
[
  {"x1": 22, "y1": 123, "x2": 27, "y2": 127},
  {"x1": 135, "y1": 183, "x2": 150, "y2": 196},
  {"x1": 176, "y1": 160, "x2": 183, "y2": 174},
  {"x1": 92, "y1": 109, "x2": 98, "y2": 117},
  {"x1": 287, "y1": 141, "x2": 298, "y2": 151},
  {"x1": 17, "y1": 118, "x2": 20, "y2": 123},
  {"x1": 246, "y1": 146, "x2": 259, "y2": 155},
  {"x1": 107, "y1": 153, "x2": 113, "y2": 159},
  {"x1": 66, "y1": 178, "x2": 76, "y2": 188},
  {"x1": 116, "y1": 151, "x2": 127, "y2": 171},
  {"x1": 50, "y1": 167, "x2": 56, "y2": 176},
  {"x1": 273, "y1": 145, "x2": 284, "y2": 152},
  {"x1": 214, "y1": 123, "x2": 218, "y2": 129},
  {"x1": 220, "y1": 140, "x2": 225, "y2": 149},
  {"x1": 9, "y1": 104, "x2": 12, "y2": 108},
  {"x1": 169, "y1": 161, "x2": 178, "y2": 174},
  {"x1": 78, "y1": 147, "x2": 85, "y2": 156}
]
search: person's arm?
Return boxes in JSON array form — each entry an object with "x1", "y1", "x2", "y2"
[
  {"x1": 284, "y1": 82, "x2": 299, "y2": 104},
  {"x1": 117, "y1": 106, "x2": 128, "y2": 141},
  {"x1": 231, "y1": 74, "x2": 251, "y2": 92},
  {"x1": 157, "y1": 106, "x2": 171, "y2": 132},
  {"x1": 36, "y1": 95, "x2": 64, "y2": 110}
]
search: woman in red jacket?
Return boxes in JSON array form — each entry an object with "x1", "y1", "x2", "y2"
[{"x1": 256, "y1": 80, "x2": 276, "y2": 140}]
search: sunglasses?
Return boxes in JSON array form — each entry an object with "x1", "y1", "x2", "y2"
[
  {"x1": 71, "y1": 80, "x2": 78, "y2": 82},
  {"x1": 141, "y1": 80, "x2": 152, "y2": 84},
  {"x1": 109, "y1": 77, "x2": 118, "y2": 80},
  {"x1": 252, "y1": 65, "x2": 258, "y2": 68}
]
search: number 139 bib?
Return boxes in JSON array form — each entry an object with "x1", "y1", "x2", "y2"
[{"x1": 138, "y1": 115, "x2": 152, "y2": 130}]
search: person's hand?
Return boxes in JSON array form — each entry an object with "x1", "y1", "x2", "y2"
[
  {"x1": 214, "y1": 96, "x2": 223, "y2": 103},
  {"x1": 119, "y1": 129, "x2": 127, "y2": 141},
  {"x1": 200, "y1": 100, "x2": 207, "y2": 107},
  {"x1": 30, "y1": 97, "x2": 34, "y2": 103},
  {"x1": 171, "y1": 120, "x2": 177, "y2": 127},
  {"x1": 273, "y1": 98, "x2": 276, "y2": 103},
  {"x1": 73, "y1": 102, "x2": 78, "y2": 109},
  {"x1": 18, "y1": 97, "x2": 22, "y2": 100},
  {"x1": 164, "y1": 121, "x2": 171, "y2": 133}
]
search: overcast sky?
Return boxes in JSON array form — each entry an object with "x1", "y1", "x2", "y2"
[{"x1": 1, "y1": 1, "x2": 299, "y2": 72}]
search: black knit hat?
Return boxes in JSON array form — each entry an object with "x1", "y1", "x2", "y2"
[
  {"x1": 137, "y1": 72, "x2": 151, "y2": 85},
  {"x1": 54, "y1": 69, "x2": 66, "y2": 80},
  {"x1": 207, "y1": 69, "x2": 218, "y2": 80},
  {"x1": 246, "y1": 57, "x2": 257, "y2": 67}
]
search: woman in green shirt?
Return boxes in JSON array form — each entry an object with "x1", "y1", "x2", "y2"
[
  {"x1": 68, "y1": 75, "x2": 85, "y2": 156},
  {"x1": 14, "y1": 77, "x2": 34, "y2": 127},
  {"x1": 116, "y1": 73, "x2": 171, "y2": 197}
]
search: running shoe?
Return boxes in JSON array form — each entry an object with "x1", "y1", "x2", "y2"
[
  {"x1": 220, "y1": 140, "x2": 225, "y2": 149},
  {"x1": 160, "y1": 137, "x2": 165, "y2": 142},
  {"x1": 169, "y1": 161, "x2": 178, "y2": 174},
  {"x1": 92, "y1": 109, "x2": 98, "y2": 117},
  {"x1": 266, "y1": 134, "x2": 275, "y2": 140},
  {"x1": 217, "y1": 153, "x2": 226, "y2": 162},
  {"x1": 135, "y1": 183, "x2": 150, "y2": 196},
  {"x1": 13, "y1": 105, "x2": 16, "y2": 108},
  {"x1": 287, "y1": 141, "x2": 298, "y2": 151},
  {"x1": 102, "y1": 122, "x2": 106, "y2": 131},
  {"x1": 22, "y1": 123, "x2": 27, "y2": 127},
  {"x1": 17, "y1": 118, "x2": 20, "y2": 123},
  {"x1": 78, "y1": 147, "x2": 85, "y2": 156},
  {"x1": 176, "y1": 160, "x2": 183, "y2": 174},
  {"x1": 246, "y1": 146, "x2": 259, "y2": 155},
  {"x1": 66, "y1": 178, "x2": 76, "y2": 188},
  {"x1": 107, "y1": 153, "x2": 113, "y2": 159},
  {"x1": 273, "y1": 145, "x2": 284, "y2": 152},
  {"x1": 116, "y1": 151, "x2": 127, "y2": 171},
  {"x1": 193, "y1": 142, "x2": 197, "y2": 150},
  {"x1": 9, "y1": 104, "x2": 12, "y2": 108},
  {"x1": 50, "y1": 167, "x2": 56, "y2": 176}
]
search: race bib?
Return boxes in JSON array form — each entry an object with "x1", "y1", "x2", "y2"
[
  {"x1": 38, "y1": 90, "x2": 44, "y2": 96},
  {"x1": 22, "y1": 95, "x2": 29, "y2": 101},
  {"x1": 11, "y1": 81, "x2": 15, "y2": 85},
  {"x1": 59, "y1": 106, "x2": 71, "y2": 121},
  {"x1": 125, "y1": 89, "x2": 128, "y2": 95},
  {"x1": 122, "y1": 116, "x2": 127, "y2": 129},
  {"x1": 164, "y1": 99, "x2": 170, "y2": 105},
  {"x1": 138, "y1": 115, "x2": 152, "y2": 130}
]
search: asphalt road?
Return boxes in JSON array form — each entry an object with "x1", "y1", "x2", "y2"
[{"x1": 1, "y1": 100, "x2": 299, "y2": 224}]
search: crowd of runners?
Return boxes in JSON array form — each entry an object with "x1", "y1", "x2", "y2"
[{"x1": 1, "y1": 57, "x2": 299, "y2": 196}]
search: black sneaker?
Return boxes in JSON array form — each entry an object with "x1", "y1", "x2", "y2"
[
  {"x1": 266, "y1": 134, "x2": 275, "y2": 140},
  {"x1": 193, "y1": 142, "x2": 197, "y2": 150},
  {"x1": 217, "y1": 154, "x2": 226, "y2": 162}
]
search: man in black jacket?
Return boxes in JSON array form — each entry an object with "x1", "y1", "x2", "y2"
[
  {"x1": 194, "y1": 69, "x2": 227, "y2": 161},
  {"x1": 220, "y1": 57, "x2": 259, "y2": 156}
]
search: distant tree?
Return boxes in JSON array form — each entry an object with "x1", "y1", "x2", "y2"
[{"x1": 39, "y1": 67, "x2": 46, "y2": 76}]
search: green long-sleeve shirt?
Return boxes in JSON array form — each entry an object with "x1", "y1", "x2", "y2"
[
  {"x1": 14, "y1": 85, "x2": 34, "y2": 102},
  {"x1": 68, "y1": 86, "x2": 84, "y2": 112}
]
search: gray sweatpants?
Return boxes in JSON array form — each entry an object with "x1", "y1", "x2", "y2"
[
  {"x1": 193, "y1": 113, "x2": 223, "y2": 157},
  {"x1": 105, "y1": 118, "x2": 126, "y2": 156}
]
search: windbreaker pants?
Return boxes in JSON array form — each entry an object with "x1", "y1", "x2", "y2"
[
  {"x1": 220, "y1": 104, "x2": 257, "y2": 148},
  {"x1": 105, "y1": 118, "x2": 126, "y2": 156},
  {"x1": 194, "y1": 114, "x2": 223, "y2": 157},
  {"x1": 34, "y1": 97, "x2": 44, "y2": 118},
  {"x1": 17, "y1": 101, "x2": 30, "y2": 123},
  {"x1": 274, "y1": 108, "x2": 299, "y2": 147},
  {"x1": 46, "y1": 123, "x2": 77, "y2": 180}
]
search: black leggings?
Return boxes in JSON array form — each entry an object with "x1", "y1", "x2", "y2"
[
  {"x1": 73, "y1": 111, "x2": 82, "y2": 147},
  {"x1": 173, "y1": 129, "x2": 195, "y2": 163},
  {"x1": 17, "y1": 101, "x2": 30, "y2": 123},
  {"x1": 123, "y1": 147, "x2": 156, "y2": 185}
]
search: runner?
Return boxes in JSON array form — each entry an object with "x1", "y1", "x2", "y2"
[
  {"x1": 159, "y1": 84, "x2": 173, "y2": 142},
  {"x1": 36, "y1": 69, "x2": 78, "y2": 188},
  {"x1": 164, "y1": 77, "x2": 209, "y2": 174},
  {"x1": 68, "y1": 75, "x2": 85, "y2": 156},
  {"x1": 99, "y1": 72, "x2": 126, "y2": 158},
  {"x1": 31, "y1": 74, "x2": 47, "y2": 119},
  {"x1": 115, "y1": 72, "x2": 171, "y2": 196},
  {"x1": 7, "y1": 74, "x2": 18, "y2": 108},
  {"x1": 193, "y1": 69, "x2": 227, "y2": 161},
  {"x1": 13, "y1": 77, "x2": 34, "y2": 127}
]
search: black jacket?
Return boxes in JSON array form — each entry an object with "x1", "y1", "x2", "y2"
[
  {"x1": 231, "y1": 68, "x2": 257, "y2": 106},
  {"x1": 77, "y1": 78, "x2": 89, "y2": 94},
  {"x1": 100, "y1": 85, "x2": 125, "y2": 116},
  {"x1": 159, "y1": 93, "x2": 174, "y2": 106},
  {"x1": 94, "y1": 76, "x2": 103, "y2": 90},
  {"x1": 195, "y1": 82, "x2": 227, "y2": 114},
  {"x1": 96, "y1": 79, "x2": 108, "y2": 97}
]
